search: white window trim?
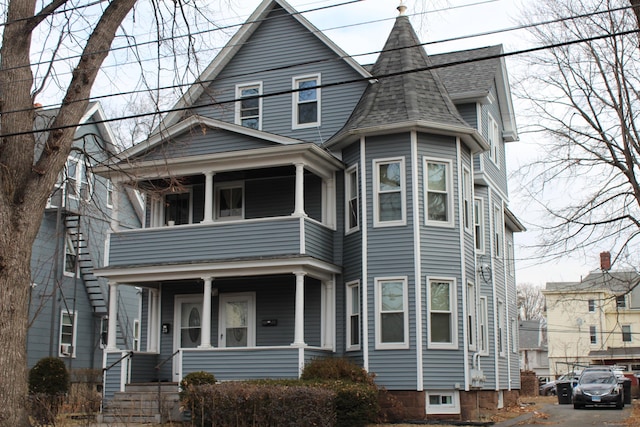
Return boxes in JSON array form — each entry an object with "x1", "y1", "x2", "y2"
[
  {"x1": 373, "y1": 157, "x2": 406, "y2": 227},
  {"x1": 511, "y1": 317, "x2": 517, "y2": 353},
  {"x1": 588, "y1": 299, "x2": 595, "y2": 313},
  {"x1": 63, "y1": 232, "x2": 78, "y2": 277},
  {"x1": 462, "y1": 166, "x2": 472, "y2": 234},
  {"x1": 215, "y1": 181, "x2": 245, "y2": 221},
  {"x1": 479, "y1": 296, "x2": 489, "y2": 356},
  {"x1": 66, "y1": 155, "x2": 93, "y2": 202},
  {"x1": 59, "y1": 310, "x2": 78, "y2": 358},
  {"x1": 235, "y1": 81, "x2": 263, "y2": 130},
  {"x1": 467, "y1": 281, "x2": 477, "y2": 351},
  {"x1": 426, "y1": 390, "x2": 460, "y2": 415},
  {"x1": 427, "y1": 276, "x2": 458, "y2": 349},
  {"x1": 474, "y1": 197, "x2": 484, "y2": 253},
  {"x1": 488, "y1": 114, "x2": 500, "y2": 167},
  {"x1": 424, "y1": 157, "x2": 454, "y2": 228},
  {"x1": 292, "y1": 74, "x2": 321, "y2": 129},
  {"x1": 346, "y1": 280, "x2": 361, "y2": 351},
  {"x1": 133, "y1": 318, "x2": 141, "y2": 351},
  {"x1": 622, "y1": 325, "x2": 632, "y2": 343},
  {"x1": 345, "y1": 165, "x2": 359, "y2": 234},
  {"x1": 375, "y1": 277, "x2": 409, "y2": 350},
  {"x1": 106, "y1": 179, "x2": 114, "y2": 209}
]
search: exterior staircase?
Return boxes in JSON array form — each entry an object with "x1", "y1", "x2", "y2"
[{"x1": 99, "y1": 383, "x2": 182, "y2": 424}]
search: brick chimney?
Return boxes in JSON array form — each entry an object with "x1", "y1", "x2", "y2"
[{"x1": 600, "y1": 251, "x2": 611, "y2": 271}]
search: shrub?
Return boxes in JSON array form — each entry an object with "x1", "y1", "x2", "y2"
[
  {"x1": 301, "y1": 356, "x2": 375, "y2": 385},
  {"x1": 181, "y1": 382, "x2": 335, "y2": 427},
  {"x1": 179, "y1": 371, "x2": 217, "y2": 423},
  {"x1": 28, "y1": 357, "x2": 70, "y2": 425}
]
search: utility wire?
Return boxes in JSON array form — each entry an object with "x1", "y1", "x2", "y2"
[
  {"x1": 3, "y1": 2, "x2": 637, "y2": 117},
  {"x1": 1, "y1": 23, "x2": 637, "y2": 140}
]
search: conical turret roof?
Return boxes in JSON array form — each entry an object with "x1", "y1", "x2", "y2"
[{"x1": 328, "y1": 12, "x2": 476, "y2": 145}]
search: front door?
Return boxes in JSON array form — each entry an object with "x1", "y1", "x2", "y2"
[
  {"x1": 173, "y1": 295, "x2": 203, "y2": 381},
  {"x1": 219, "y1": 293, "x2": 255, "y2": 348}
]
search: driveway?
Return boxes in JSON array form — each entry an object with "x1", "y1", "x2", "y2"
[{"x1": 495, "y1": 402, "x2": 631, "y2": 427}]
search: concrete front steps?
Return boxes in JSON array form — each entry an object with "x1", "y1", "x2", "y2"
[{"x1": 99, "y1": 382, "x2": 182, "y2": 424}]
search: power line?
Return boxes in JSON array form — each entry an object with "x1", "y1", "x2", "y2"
[
  {"x1": 1, "y1": 23, "x2": 636, "y2": 140},
  {"x1": 3, "y1": 2, "x2": 637, "y2": 119},
  {"x1": 5, "y1": 1, "x2": 633, "y2": 88}
]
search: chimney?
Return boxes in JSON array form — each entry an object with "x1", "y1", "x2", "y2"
[{"x1": 600, "y1": 251, "x2": 611, "y2": 271}]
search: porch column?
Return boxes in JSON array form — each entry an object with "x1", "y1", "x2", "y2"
[
  {"x1": 107, "y1": 282, "x2": 119, "y2": 350},
  {"x1": 148, "y1": 288, "x2": 160, "y2": 353},
  {"x1": 202, "y1": 171, "x2": 215, "y2": 223},
  {"x1": 323, "y1": 279, "x2": 335, "y2": 349},
  {"x1": 293, "y1": 163, "x2": 306, "y2": 217},
  {"x1": 292, "y1": 271, "x2": 306, "y2": 347},
  {"x1": 199, "y1": 277, "x2": 213, "y2": 348}
]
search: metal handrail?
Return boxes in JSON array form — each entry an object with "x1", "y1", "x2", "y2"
[
  {"x1": 154, "y1": 349, "x2": 180, "y2": 371},
  {"x1": 103, "y1": 350, "x2": 134, "y2": 373},
  {"x1": 154, "y1": 349, "x2": 181, "y2": 422}
]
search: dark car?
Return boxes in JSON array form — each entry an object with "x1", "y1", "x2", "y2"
[
  {"x1": 572, "y1": 370, "x2": 624, "y2": 409},
  {"x1": 540, "y1": 372, "x2": 580, "y2": 395}
]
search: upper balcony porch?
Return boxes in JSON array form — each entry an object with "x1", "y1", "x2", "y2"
[{"x1": 97, "y1": 143, "x2": 344, "y2": 282}]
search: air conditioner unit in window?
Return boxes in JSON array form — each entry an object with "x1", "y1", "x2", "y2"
[{"x1": 60, "y1": 344, "x2": 72, "y2": 356}]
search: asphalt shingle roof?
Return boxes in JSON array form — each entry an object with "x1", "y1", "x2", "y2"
[{"x1": 333, "y1": 14, "x2": 471, "y2": 139}]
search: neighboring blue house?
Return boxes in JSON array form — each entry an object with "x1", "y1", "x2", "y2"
[
  {"x1": 95, "y1": 0, "x2": 523, "y2": 420},
  {"x1": 28, "y1": 102, "x2": 142, "y2": 375}
]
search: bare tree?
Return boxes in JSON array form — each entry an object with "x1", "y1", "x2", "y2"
[
  {"x1": 514, "y1": 0, "x2": 640, "y2": 271},
  {"x1": 517, "y1": 282, "x2": 545, "y2": 320},
  {"x1": 630, "y1": 0, "x2": 640, "y2": 30},
  {"x1": 0, "y1": 0, "x2": 221, "y2": 424}
]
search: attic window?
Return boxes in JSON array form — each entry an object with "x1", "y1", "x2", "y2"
[
  {"x1": 236, "y1": 82, "x2": 262, "y2": 130},
  {"x1": 292, "y1": 74, "x2": 320, "y2": 128}
]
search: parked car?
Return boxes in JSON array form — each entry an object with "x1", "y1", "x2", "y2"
[
  {"x1": 572, "y1": 370, "x2": 624, "y2": 409},
  {"x1": 539, "y1": 372, "x2": 580, "y2": 395}
]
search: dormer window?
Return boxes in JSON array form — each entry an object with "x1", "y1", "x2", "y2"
[
  {"x1": 292, "y1": 74, "x2": 320, "y2": 128},
  {"x1": 236, "y1": 82, "x2": 262, "y2": 130}
]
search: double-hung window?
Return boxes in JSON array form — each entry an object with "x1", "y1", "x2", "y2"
[
  {"x1": 164, "y1": 191, "x2": 192, "y2": 225},
  {"x1": 488, "y1": 114, "x2": 500, "y2": 166},
  {"x1": 425, "y1": 158, "x2": 453, "y2": 226},
  {"x1": 590, "y1": 325, "x2": 597, "y2": 344},
  {"x1": 588, "y1": 299, "x2": 595, "y2": 312},
  {"x1": 462, "y1": 167, "x2": 472, "y2": 232},
  {"x1": 59, "y1": 310, "x2": 77, "y2": 357},
  {"x1": 236, "y1": 82, "x2": 262, "y2": 130},
  {"x1": 216, "y1": 182, "x2": 244, "y2": 220},
  {"x1": 373, "y1": 158, "x2": 405, "y2": 226},
  {"x1": 467, "y1": 281, "x2": 476, "y2": 350},
  {"x1": 474, "y1": 198, "x2": 484, "y2": 252},
  {"x1": 622, "y1": 325, "x2": 632, "y2": 343},
  {"x1": 479, "y1": 296, "x2": 489, "y2": 355},
  {"x1": 106, "y1": 179, "x2": 114, "y2": 208},
  {"x1": 375, "y1": 277, "x2": 408, "y2": 349},
  {"x1": 493, "y1": 204, "x2": 503, "y2": 257},
  {"x1": 65, "y1": 155, "x2": 93, "y2": 201},
  {"x1": 345, "y1": 166, "x2": 359, "y2": 232},
  {"x1": 616, "y1": 295, "x2": 626, "y2": 308},
  {"x1": 346, "y1": 281, "x2": 361, "y2": 351},
  {"x1": 293, "y1": 74, "x2": 320, "y2": 128},
  {"x1": 428, "y1": 278, "x2": 457, "y2": 349},
  {"x1": 64, "y1": 232, "x2": 78, "y2": 277}
]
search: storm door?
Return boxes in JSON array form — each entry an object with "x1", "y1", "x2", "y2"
[
  {"x1": 218, "y1": 293, "x2": 255, "y2": 348},
  {"x1": 173, "y1": 295, "x2": 203, "y2": 381}
]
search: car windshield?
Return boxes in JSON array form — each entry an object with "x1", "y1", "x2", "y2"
[{"x1": 579, "y1": 373, "x2": 616, "y2": 385}]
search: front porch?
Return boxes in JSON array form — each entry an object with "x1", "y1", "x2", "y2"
[{"x1": 103, "y1": 346, "x2": 333, "y2": 400}]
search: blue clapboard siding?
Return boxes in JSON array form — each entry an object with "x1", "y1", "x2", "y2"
[
  {"x1": 363, "y1": 133, "x2": 418, "y2": 390},
  {"x1": 129, "y1": 353, "x2": 159, "y2": 383},
  {"x1": 109, "y1": 218, "x2": 301, "y2": 266},
  {"x1": 182, "y1": 348, "x2": 300, "y2": 380},
  {"x1": 103, "y1": 351, "x2": 129, "y2": 399},
  {"x1": 191, "y1": 5, "x2": 368, "y2": 144},
  {"x1": 457, "y1": 103, "x2": 478, "y2": 129},
  {"x1": 133, "y1": 126, "x2": 277, "y2": 162},
  {"x1": 305, "y1": 220, "x2": 334, "y2": 263}
]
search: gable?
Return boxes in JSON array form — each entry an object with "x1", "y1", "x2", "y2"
[
  {"x1": 187, "y1": 3, "x2": 369, "y2": 143},
  {"x1": 132, "y1": 124, "x2": 279, "y2": 162}
]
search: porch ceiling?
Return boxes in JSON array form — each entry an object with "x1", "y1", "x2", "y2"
[{"x1": 94, "y1": 255, "x2": 340, "y2": 283}]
